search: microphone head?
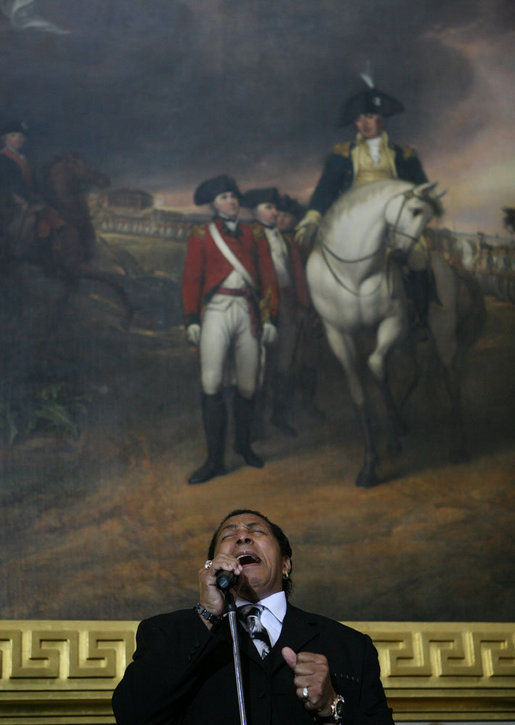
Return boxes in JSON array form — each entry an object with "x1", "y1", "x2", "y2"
[{"x1": 216, "y1": 570, "x2": 237, "y2": 591}]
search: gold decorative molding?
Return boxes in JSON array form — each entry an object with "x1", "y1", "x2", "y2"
[{"x1": 0, "y1": 621, "x2": 514, "y2": 723}]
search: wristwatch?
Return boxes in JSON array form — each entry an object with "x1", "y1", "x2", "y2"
[{"x1": 318, "y1": 693, "x2": 345, "y2": 722}]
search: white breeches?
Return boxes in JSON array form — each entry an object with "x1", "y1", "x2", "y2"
[{"x1": 200, "y1": 297, "x2": 260, "y2": 398}]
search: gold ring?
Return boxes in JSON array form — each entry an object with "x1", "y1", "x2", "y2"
[{"x1": 204, "y1": 560, "x2": 213, "y2": 569}]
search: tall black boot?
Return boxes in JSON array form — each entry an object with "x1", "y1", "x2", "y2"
[
  {"x1": 409, "y1": 269, "x2": 442, "y2": 328},
  {"x1": 188, "y1": 392, "x2": 228, "y2": 484},
  {"x1": 299, "y1": 365, "x2": 325, "y2": 421},
  {"x1": 233, "y1": 392, "x2": 264, "y2": 468},
  {"x1": 409, "y1": 270, "x2": 430, "y2": 328},
  {"x1": 270, "y1": 372, "x2": 297, "y2": 437},
  {"x1": 251, "y1": 388, "x2": 266, "y2": 441}
]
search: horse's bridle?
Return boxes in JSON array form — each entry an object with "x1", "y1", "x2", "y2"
[
  {"x1": 317, "y1": 188, "x2": 425, "y2": 297},
  {"x1": 384, "y1": 188, "x2": 425, "y2": 253}
]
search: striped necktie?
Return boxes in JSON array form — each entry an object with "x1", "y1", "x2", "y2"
[{"x1": 238, "y1": 604, "x2": 272, "y2": 658}]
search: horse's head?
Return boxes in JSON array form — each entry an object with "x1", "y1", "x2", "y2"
[
  {"x1": 62, "y1": 153, "x2": 110, "y2": 189},
  {"x1": 385, "y1": 181, "x2": 446, "y2": 257}
]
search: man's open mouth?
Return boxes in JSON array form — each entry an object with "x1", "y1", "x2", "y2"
[{"x1": 237, "y1": 554, "x2": 261, "y2": 566}]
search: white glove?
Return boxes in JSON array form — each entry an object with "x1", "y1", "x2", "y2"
[
  {"x1": 294, "y1": 210, "x2": 321, "y2": 247},
  {"x1": 186, "y1": 323, "x2": 201, "y2": 346},
  {"x1": 262, "y1": 322, "x2": 278, "y2": 346}
]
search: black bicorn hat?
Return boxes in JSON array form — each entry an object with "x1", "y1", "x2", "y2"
[
  {"x1": 339, "y1": 88, "x2": 404, "y2": 126},
  {"x1": 0, "y1": 119, "x2": 29, "y2": 136},
  {"x1": 193, "y1": 174, "x2": 242, "y2": 206},
  {"x1": 277, "y1": 194, "x2": 305, "y2": 221},
  {"x1": 240, "y1": 187, "x2": 280, "y2": 210}
]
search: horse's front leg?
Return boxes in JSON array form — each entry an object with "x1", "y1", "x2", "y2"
[
  {"x1": 368, "y1": 313, "x2": 407, "y2": 455},
  {"x1": 324, "y1": 325, "x2": 378, "y2": 488}
]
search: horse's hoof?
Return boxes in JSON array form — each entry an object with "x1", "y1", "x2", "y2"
[{"x1": 355, "y1": 470, "x2": 379, "y2": 488}]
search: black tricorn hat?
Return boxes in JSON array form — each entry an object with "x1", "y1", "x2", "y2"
[
  {"x1": 277, "y1": 194, "x2": 305, "y2": 220},
  {"x1": 0, "y1": 119, "x2": 29, "y2": 136},
  {"x1": 193, "y1": 174, "x2": 242, "y2": 206},
  {"x1": 241, "y1": 187, "x2": 280, "y2": 209},
  {"x1": 339, "y1": 89, "x2": 404, "y2": 126}
]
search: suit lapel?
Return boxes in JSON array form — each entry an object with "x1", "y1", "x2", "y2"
[{"x1": 267, "y1": 604, "x2": 320, "y2": 674}]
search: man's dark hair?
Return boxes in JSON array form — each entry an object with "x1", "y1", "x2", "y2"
[{"x1": 207, "y1": 509, "x2": 293, "y2": 596}]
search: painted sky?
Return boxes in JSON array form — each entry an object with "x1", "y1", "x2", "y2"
[{"x1": 1, "y1": 0, "x2": 513, "y2": 234}]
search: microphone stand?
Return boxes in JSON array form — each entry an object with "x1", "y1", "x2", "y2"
[{"x1": 225, "y1": 591, "x2": 248, "y2": 725}]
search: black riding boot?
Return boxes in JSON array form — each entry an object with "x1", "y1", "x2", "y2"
[
  {"x1": 270, "y1": 373, "x2": 297, "y2": 437},
  {"x1": 188, "y1": 392, "x2": 228, "y2": 484},
  {"x1": 409, "y1": 269, "x2": 442, "y2": 329},
  {"x1": 251, "y1": 388, "x2": 266, "y2": 441},
  {"x1": 233, "y1": 392, "x2": 264, "y2": 468},
  {"x1": 299, "y1": 365, "x2": 325, "y2": 421}
]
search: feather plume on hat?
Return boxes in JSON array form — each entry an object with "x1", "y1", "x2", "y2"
[{"x1": 338, "y1": 66, "x2": 404, "y2": 126}]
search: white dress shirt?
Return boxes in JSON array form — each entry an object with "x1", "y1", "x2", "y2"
[{"x1": 236, "y1": 590, "x2": 287, "y2": 647}]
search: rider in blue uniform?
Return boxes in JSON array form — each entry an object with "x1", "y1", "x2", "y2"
[{"x1": 296, "y1": 85, "x2": 440, "y2": 329}]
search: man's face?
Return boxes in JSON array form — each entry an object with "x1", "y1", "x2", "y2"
[
  {"x1": 276, "y1": 211, "x2": 296, "y2": 233},
  {"x1": 5, "y1": 132, "x2": 26, "y2": 151},
  {"x1": 255, "y1": 202, "x2": 278, "y2": 228},
  {"x1": 354, "y1": 113, "x2": 384, "y2": 140},
  {"x1": 214, "y1": 513, "x2": 290, "y2": 601},
  {"x1": 213, "y1": 191, "x2": 240, "y2": 219}
]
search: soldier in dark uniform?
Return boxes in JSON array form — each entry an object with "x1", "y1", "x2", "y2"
[
  {"x1": 278, "y1": 194, "x2": 326, "y2": 421},
  {"x1": 241, "y1": 188, "x2": 309, "y2": 437},
  {"x1": 0, "y1": 120, "x2": 37, "y2": 202},
  {"x1": 0, "y1": 119, "x2": 63, "y2": 269},
  {"x1": 295, "y1": 86, "x2": 439, "y2": 328}
]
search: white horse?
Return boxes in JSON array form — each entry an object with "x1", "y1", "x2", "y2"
[{"x1": 306, "y1": 179, "x2": 485, "y2": 488}]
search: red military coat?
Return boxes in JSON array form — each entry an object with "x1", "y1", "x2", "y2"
[{"x1": 182, "y1": 217, "x2": 279, "y2": 327}]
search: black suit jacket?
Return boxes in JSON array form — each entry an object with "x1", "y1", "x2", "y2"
[{"x1": 112, "y1": 604, "x2": 393, "y2": 725}]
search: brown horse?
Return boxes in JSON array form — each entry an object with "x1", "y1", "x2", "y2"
[{"x1": 1, "y1": 153, "x2": 133, "y2": 328}]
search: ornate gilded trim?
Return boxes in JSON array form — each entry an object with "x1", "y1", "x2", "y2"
[{"x1": 0, "y1": 620, "x2": 513, "y2": 723}]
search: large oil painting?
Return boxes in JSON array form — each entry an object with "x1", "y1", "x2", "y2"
[{"x1": 0, "y1": 0, "x2": 513, "y2": 625}]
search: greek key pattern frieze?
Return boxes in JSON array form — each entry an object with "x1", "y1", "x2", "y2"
[
  {"x1": 0, "y1": 621, "x2": 514, "y2": 692},
  {"x1": 0, "y1": 622, "x2": 136, "y2": 688},
  {"x1": 354, "y1": 623, "x2": 515, "y2": 686}
]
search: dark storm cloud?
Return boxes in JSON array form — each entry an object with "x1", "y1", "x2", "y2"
[{"x1": 0, "y1": 0, "x2": 511, "y2": 197}]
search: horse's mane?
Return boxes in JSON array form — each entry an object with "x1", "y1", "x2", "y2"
[
  {"x1": 322, "y1": 179, "x2": 414, "y2": 232},
  {"x1": 40, "y1": 153, "x2": 80, "y2": 183}
]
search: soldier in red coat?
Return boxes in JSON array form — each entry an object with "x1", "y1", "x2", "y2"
[
  {"x1": 241, "y1": 188, "x2": 310, "y2": 437},
  {"x1": 182, "y1": 174, "x2": 279, "y2": 484}
]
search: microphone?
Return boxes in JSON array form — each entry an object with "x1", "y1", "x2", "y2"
[{"x1": 216, "y1": 569, "x2": 238, "y2": 591}]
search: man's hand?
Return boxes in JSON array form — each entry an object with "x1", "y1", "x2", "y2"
[
  {"x1": 262, "y1": 322, "x2": 278, "y2": 346},
  {"x1": 186, "y1": 323, "x2": 201, "y2": 346},
  {"x1": 197, "y1": 554, "x2": 243, "y2": 626},
  {"x1": 294, "y1": 210, "x2": 321, "y2": 248},
  {"x1": 282, "y1": 646, "x2": 336, "y2": 717}
]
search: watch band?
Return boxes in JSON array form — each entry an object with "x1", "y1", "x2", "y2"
[
  {"x1": 193, "y1": 602, "x2": 220, "y2": 625},
  {"x1": 318, "y1": 693, "x2": 345, "y2": 722}
]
